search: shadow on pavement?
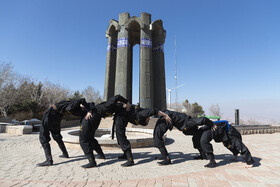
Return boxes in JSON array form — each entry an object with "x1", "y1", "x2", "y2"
[
  {"x1": 136, "y1": 151, "x2": 197, "y2": 165},
  {"x1": 54, "y1": 155, "x2": 86, "y2": 165},
  {"x1": 164, "y1": 138, "x2": 175, "y2": 146},
  {"x1": 215, "y1": 154, "x2": 262, "y2": 167}
]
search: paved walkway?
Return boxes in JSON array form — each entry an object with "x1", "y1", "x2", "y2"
[{"x1": 0, "y1": 124, "x2": 280, "y2": 186}]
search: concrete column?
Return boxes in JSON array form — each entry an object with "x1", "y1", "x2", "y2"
[
  {"x1": 152, "y1": 30, "x2": 166, "y2": 110},
  {"x1": 114, "y1": 13, "x2": 132, "y2": 102},
  {"x1": 235, "y1": 109, "x2": 240, "y2": 125},
  {"x1": 104, "y1": 34, "x2": 117, "y2": 101},
  {"x1": 139, "y1": 13, "x2": 153, "y2": 108}
]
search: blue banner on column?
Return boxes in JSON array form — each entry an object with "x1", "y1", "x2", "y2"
[
  {"x1": 152, "y1": 43, "x2": 164, "y2": 53},
  {"x1": 141, "y1": 38, "x2": 152, "y2": 48},
  {"x1": 107, "y1": 43, "x2": 117, "y2": 52},
  {"x1": 117, "y1": 38, "x2": 129, "y2": 48},
  {"x1": 107, "y1": 43, "x2": 111, "y2": 52}
]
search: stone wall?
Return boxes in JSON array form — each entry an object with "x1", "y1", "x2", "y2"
[{"x1": 234, "y1": 125, "x2": 280, "y2": 135}]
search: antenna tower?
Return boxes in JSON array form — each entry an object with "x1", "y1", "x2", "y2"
[{"x1": 174, "y1": 36, "x2": 178, "y2": 109}]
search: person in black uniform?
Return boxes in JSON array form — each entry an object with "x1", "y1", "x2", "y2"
[
  {"x1": 79, "y1": 94, "x2": 130, "y2": 168},
  {"x1": 200, "y1": 120, "x2": 255, "y2": 168},
  {"x1": 153, "y1": 110, "x2": 216, "y2": 165},
  {"x1": 37, "y1": 98, "x2": 93, "y2": 167},
  {"x1": 184, "y1": 125, "x2": 209, "y2": 160},
  {"x1": 114, "y1": 105, "x2": 171, "y2": 167}
]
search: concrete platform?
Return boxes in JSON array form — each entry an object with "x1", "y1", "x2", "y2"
[
  {"x1": 62, "y1": 128, "x2": 156, "y2": 150},
  {"x1": 0, "y1": 123, "x2": 33, "y2": 134}
]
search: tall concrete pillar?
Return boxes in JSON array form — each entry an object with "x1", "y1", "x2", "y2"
[
  {"x1": 140, "y1": 13, "x2": 153, "y2": 108},
  {"x1": 152, "y1": 20, "x2": 166, "y2": 110},
  {"x1": 114, "y1": 13, "x2": 133, "y2": 102},
  {"x1": 104, "y1": 12, "x2": 166, "y2": 108},
  {"x1": 104, "y1": 30, "x2": 117, "y2": 101}
]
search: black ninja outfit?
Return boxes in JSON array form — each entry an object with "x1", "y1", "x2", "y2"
[
  {"x1": 38, "y1": 98, "x2": 91, "y2": 167},
  {"x1": 79, "y1": 95, "x2": 128, "y2": 168},
  {"x1": 200, "y1": 120, "x2": 255, "y2": 168},
  {"x1": 114, "y1": 105, "x2": 159, "y2": 167},
  {"x1": 184, "y1": 125, "x2": 209, "y2": 160},
  {"x1": 153, "y1": 110, "x2": 214, "y2": 165}
]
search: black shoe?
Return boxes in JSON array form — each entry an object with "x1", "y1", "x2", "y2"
[
  {"x1": 194, "y1": 155, "x2": 207, "y2": 160},
  {"x1": 157, "y1": 158, "x2": 171, "y2": 165},
  {"x1": 204, "y1": 161, "x2": 217, "y2": 168},
  {"x1": 118, "y1": 154, "x2": 127, "y2": 160},
  {"x1": 247, "y1": 160, "x2": 255, "y2": 165},
  {"x1": 121, "y1": 160, "x2": 134, "y2": 167},
  {"x1": 81, "y1": 161, "x2": 97, "y2": 168},
  {"x1": 96, "y1": 153, "x2": 105, "y2": 159},
  {"x1": 37, "y1": 160, "x2": 53, "y2": 167},
  {"x1": 59, "y1": 152, "x2": 69, "y2": 158}
]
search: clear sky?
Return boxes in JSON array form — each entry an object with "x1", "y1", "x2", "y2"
[{"x1": 1, "y1": 0, "x2": 280, "y2": 123}]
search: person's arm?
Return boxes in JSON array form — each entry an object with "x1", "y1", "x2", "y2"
[
  {"x1": 125, "y1": 102, "x2": 131, "y2": 111},
  {"x1": 113, "y1": 95, "x2": 130, "y2": 111},
  {"x1": 80, "y1": 101, "x2": 95, "y2": 120},
  {"x1": 211, "y1": 124, "x2": 217, "y2": 131},
  {"x1": 114, "y1": 94, "x2": 129, "y2": 104},
  {"x1": 157, "y1": 110, "x2": 172, "y2": 124},
  {"x1": 84, "y1": 111, "x2": 92, "y2": 120}
]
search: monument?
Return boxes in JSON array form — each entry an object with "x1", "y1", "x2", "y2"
[{"x1": 104, "y1": 12, "x2": 167, "y2": 110}]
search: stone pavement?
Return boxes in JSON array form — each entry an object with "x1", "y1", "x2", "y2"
[{"x1": 0, "y1": 124, "x2": 280, "y2": 187}]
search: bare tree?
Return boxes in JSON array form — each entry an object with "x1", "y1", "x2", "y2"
[
  {"x1": 14, "y1": 77, "x2": 46, "y2": 115},
  {"x1": 183, "y1": 99, "x2": 192, "y2": 114},
  {"x1": 0, "y1": 62, "x2": 15, "y2": 88},
  {"x1": 42, "y1": 80, "x2": 71, "y2": 105},
  {"x1": 208, "y1": 104, "x2": 223, "y2": 117},
  {"x1": 82, "y1": 86, "x2": 102, "y2": 104},
  {"x1": 0, "y1": 63, "x2": 18, "y2": 116},
  {"x1": 0, "y1": 83, "x2": 17, "y2": 116},
  {"x1": 170, "y1": 102, "x2": 184, "y2": 112}
]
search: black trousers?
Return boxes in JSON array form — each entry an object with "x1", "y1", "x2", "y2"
[
  {"x1": 191, "y1": 128, "x2": 204, "y2": 149},
  {"x1": 115, "y1": 115, "x2": 131, "y2": 152},
  {"x1": 153, "y1": 119, "x2": 169, "y2": 150},
  {"x1": 223, "y1": 132, "x2": 254, "y2": 164},
  {"x1": 79, "y1": 113, "x2": 102, "y2": 156},
  {"x1": 39, "y1": 108, "x2": 64, "y2": 150},
  {"x1": 200, "y1": 128, "x2": 254, "y2": 164},
  {"x1": 200, "y1": 129, "x2": 214, "y2": 154}
]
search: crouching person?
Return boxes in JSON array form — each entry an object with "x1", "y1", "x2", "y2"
[
  {"x1": 114, "y1": 104, "x2": 171, "y2": 167},
  {"x1": 200, "y1": 120, "x2": 255, "y2": 168},
  {"x1": 79, "y1": 95, "x2": 129, "y2": 168},
  {"x1": 37, "y1": 98, "x2": 92, "y2": 167},
  {"x1": 153, "y1": 110, "x2": 216, "y2": 165}
]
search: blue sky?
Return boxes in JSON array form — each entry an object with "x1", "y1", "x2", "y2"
[{"x1": 1, "y1": 0, "x2": 280, "y2": 123}]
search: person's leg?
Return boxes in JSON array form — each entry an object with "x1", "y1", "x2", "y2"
[
  {"x1": 79, "y1": 117, "x2": 98, "y2": 168},
  {"x1": 222, "y1": 140, "x2": 239, "y2": 161},
  {"x1": 82, "y1": 152, "x2": 97, "y2": 168},
  {"x1": 114, "y1": 117, "x2": 127, "y2": 159},
  {"x1": 115, "y1": 115, "x2": 134, "y2": 167},
  {"x1": 200, "y1": 129, "x2": 217, "y2": 168},
  {"x1": 93, "y1": 139, "x2": 105, "y2": 159},
  {"x1": 51, "y1": 117, "x2": 69, "y2": 158},
  {"x1": 153, "y1": 120, "x2": 171, "y2": 165},
  {"x1": 232, "y1": 138, "x2": 255, "y2": 166},
  {"x1": 37, "y1": 111, "x2": 53, "y2": 166},
  {"x1": 91, "y1": 119, "x2": 105, "y2": 159},
  {"x1": 192, "y1": 128, "x2": 207, "y2": 160}
]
